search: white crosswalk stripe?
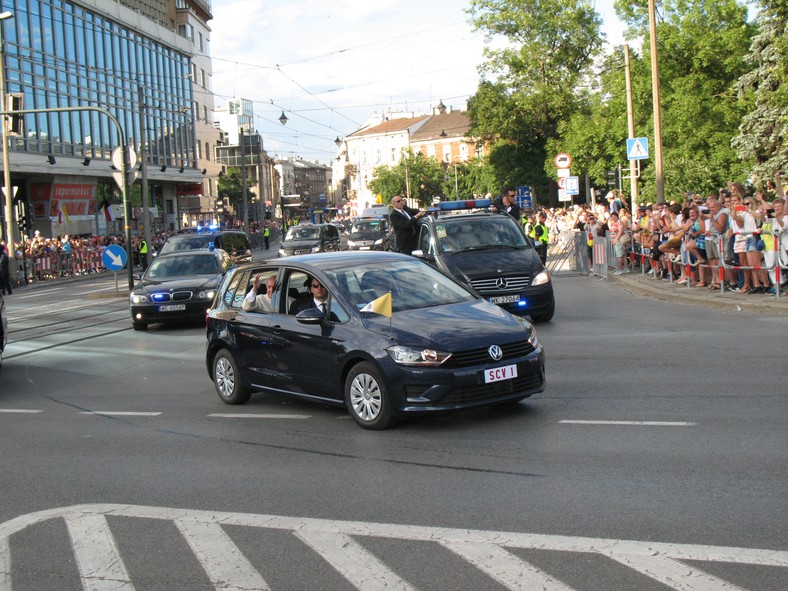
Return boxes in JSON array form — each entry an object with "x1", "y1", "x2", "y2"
[{"x1": 0, "y1": 504, "x2": 786, "y2": 591}]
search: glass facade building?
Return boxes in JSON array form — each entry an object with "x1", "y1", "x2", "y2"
[
  {"x1": 3, "y1": 0, "x2": 194, "y2": 167},
  {"x1": 0, "y1": 0, "x2": 213, "y2": 239}
]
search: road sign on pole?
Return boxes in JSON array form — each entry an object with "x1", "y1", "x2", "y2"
[
  {"x1": 554, "y1": 153, "x2": 572, "y2": 169},
  {"x1": 102, "y1": 244, "x2": 127, "y2": 272},
  {"x1": 626, "y1": 137, "x2": 649, "y2": 160},
  {"x1": 565, "y1": 176, "x2": 580, "y2": 195}
]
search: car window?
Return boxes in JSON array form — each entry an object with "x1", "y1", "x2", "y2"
[
  {"x1": 284, "y1": 270, "x2": 311, "y2": 314},
  {"x1": 223, "y1": 270, "x2": 248, "y2": 308},
  {"x1": 286, "y1": 227, "x2": 320, "y2": 241},
  {"x1": 325, "y1": 260, "x2": 474, "y2": 312},
  {"x1": 417, "y1": 225, "x2": 435, "y2": 254},
  {"x1": 160, "y1": 235, "x2": 212, "y2": 253},
  {"x1": 243, "y1": 268, "x2": 279, "y2": 313}
]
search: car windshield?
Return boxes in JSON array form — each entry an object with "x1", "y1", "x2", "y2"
[
  {"x1": 286, "y1": 227, "x2": 321, "y2": 241},
  {"x1": 325, "y1": 259, "x2": 475, "y2": 312},
  {"x1": 437, "y1": 218, "x2": 528, "y2": 252},
  {"x1": 350, "y1": 221, "x2": 384, "y2": 236},
  {"x1": 160, "y1": 235, "x2": 213, "y2": 252},
  {"x1": 146, "y1": 254, "x2": 220, "y2": 278}
]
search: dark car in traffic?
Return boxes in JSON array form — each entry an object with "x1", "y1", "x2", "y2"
[
  {"x1": 205, "y1": 251, "x2": 545, "y2": 429},
  {"x1": 346, "y1": 217, "x2": 392, "y2": 251},
  {"x1": 157, "y1": 228, "x2": 252, "y2": 264},
  {"x1": 413, "y1": 206, "x2": 555, "y2": 322},
  {"x1": 130, "y1": 249, "x2": 234, "y2": 330},
  {"x1": 278, "y1": 223, "x2": 341, "y2": 257}
]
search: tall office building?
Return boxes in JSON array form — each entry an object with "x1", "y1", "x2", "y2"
[{"x1": 0, "y1": 0, "x2": 219, "y2": 239}]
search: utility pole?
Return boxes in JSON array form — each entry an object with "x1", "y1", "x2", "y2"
[
  {"x1": 137, "y1": 79, "x2": 152, "y2": 269},
  {"x1": 1, "y1": 11, "x2": 15, "y2": 249},
  {"x1": 240, "y1": 127, "x2": 248, "y2": 233},
  {"x1": 648, "y1": 0, "x2": 665, "y2": 202},
  {"x1": 624, "y1": 45, "x2": 639, "y2": 211}
]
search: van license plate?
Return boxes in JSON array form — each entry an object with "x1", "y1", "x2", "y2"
[
  {"x1": 484, "y1": 364, "x2": 517, "y2": 384},
  {"x1": 489, "y1": 295, "x2": 520, "y2": 304}
]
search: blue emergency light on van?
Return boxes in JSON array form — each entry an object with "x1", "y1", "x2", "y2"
[{"x1": 437, "y1": 199, "x2": 492, "y2": 211}]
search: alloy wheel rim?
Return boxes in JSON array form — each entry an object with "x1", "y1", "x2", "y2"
[
  {"x1": 216, "y1": 357, "x2": 235, "y2": 397},
  {"x1": 349, "y1": 373, "x2": 382, "y2": 421}
]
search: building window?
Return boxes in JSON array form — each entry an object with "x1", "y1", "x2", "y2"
[
  {"x1": 443, "y1": 146, "x2": 451, "y2": 162},
  {"x1": 460, "y1": 143, "x2": 469, "y2": 161},
  {"x1": 178, "y1": 24, "x2": 193, "y2": 40},
  {"x1": 205, "y1": 141, "x2": 211, "y2": 161},
  {"x1": 203, "y1": 105, "x2": 209, "y2": 122},
  {"x1": 200, "y1": 69, "x2": 206, "y2": 88},
  {"x1": 198, "y1": 32, "x2": 204, "y2": 53}
]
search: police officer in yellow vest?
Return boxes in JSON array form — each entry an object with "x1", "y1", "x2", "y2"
[
  {"x1": 530, "y1": 211, "x2": 549, "y2": 266},
  {"x1": 139, "y1": 238, "x2": 149, "y2": 270},
  {"x1": 263, "y1": 225, "x2": 270, "y2": 250}
]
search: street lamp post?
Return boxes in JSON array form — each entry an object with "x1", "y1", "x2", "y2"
[{"x1": 1, "y1": 11, "x2": 15, "y2": 249}]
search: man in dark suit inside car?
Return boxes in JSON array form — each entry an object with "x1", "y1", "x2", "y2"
[{"x1": 289, "y1": 276, "x2": 337, "y2": 320}]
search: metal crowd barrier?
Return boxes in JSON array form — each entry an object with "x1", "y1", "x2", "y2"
[{"x1": 13, "y1": 249, "x2": 106, "y2": 284}]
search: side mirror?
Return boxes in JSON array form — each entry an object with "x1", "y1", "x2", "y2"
[
  {"x1": 295, "y1": 307, "x2": 325, "y2": 325},
  {"x1": 411, "y1": 249, "x2": 425, "y2": 258}
]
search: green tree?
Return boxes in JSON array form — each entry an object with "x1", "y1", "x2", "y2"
[
  {"x1": 606, "y1": 0, "x2": 754, "y2": 197},
  {"x1": 217, "y1": 168, "x2": 254, "y2": 210},
  {"x1": 466, "y1": 0, "x2": 605, "y2": 204},
  {"x1": 368, "y1": 151, "x2": 446, "y2": 207},
  {"x1": 733, "y1": 0, "x2": 788, "y2": 187}
]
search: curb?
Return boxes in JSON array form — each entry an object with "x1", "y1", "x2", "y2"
[{"x1": 606, "y1": 272, "x2": 788, "y2": 315}]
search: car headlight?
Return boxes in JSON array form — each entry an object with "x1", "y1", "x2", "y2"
[
  {"x1": 514, "y1": 316, "x2": 540, "y2": 349},
  {"x1": 197, "y1": 290, "x2": 216, "y2": 300},
  {"x1": 347, "y1": 239, "x2": 357, "y2": 247},
  {"x1": 311, "y1": 244, "x2": 321, "y2": 252},
  {"x1": 373, "y1": 239, "x2": 383, "y2": 245},
  {"x1": 532, "y1": 270, "x2": 551, "y2": 286},
  {"x1": 130, "y1": 293, "x2": 149, "y2": 304},
  {"x1": 387, "y1": 345, "x2": 452, "y2": 367}
]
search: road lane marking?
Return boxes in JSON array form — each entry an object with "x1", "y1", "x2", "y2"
[
  {"x1": 1, "y1": 504, "x2": 785, "y2": 591},
  {"x1": 441, "y1": 540, "x2": 575, "y2": 590},
  {"x1": 64, "y1": 512, "x2": 134, "y2": 591},
  {"x1": 79, "y1": 411, "x2": 162, "y2": 416},
  {"x1": 208, "y1": 413, "x2": 311, "y2": 419},
  {"x1": 559, "y1": 420, "x2": 697, "y2": 426},
  {"x1": 174, "y1": 518, "x2": 271, "y2": 591},
  {"x1": 0, "y1": 409, "x2": 43, "y2": 414}
]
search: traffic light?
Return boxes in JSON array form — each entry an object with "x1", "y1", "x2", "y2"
[
  {"x1": 5, "y1": 94, "x2": 23, "y2": 135},
  {"x1": 606, "y1": 168, "x2": 620, "y2": 188}
]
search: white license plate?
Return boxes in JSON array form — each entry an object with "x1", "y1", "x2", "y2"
[
  {"x1": 159, "y1": 304, "x2": 186, "y2": 312},
  {"x1": 359, "y1": 246, "x2": 371, "y2": 250},
  {"x1": 484, "y1": 364, "x2": 518, "y2": 384},
  {"x1": 489, "y1": 295, "x2": 520, "y2": 304}
]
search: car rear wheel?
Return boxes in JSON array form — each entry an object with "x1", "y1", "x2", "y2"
[
  {"x1": 345, "y1": 362, "x2": 394, "y2": 430},
  {"x1": 213, "y1": 349, "x2": 251, "y2": 404}
]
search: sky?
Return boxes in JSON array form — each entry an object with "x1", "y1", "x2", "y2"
[{"x1": 209, "y1": 1, "x2": 628, "y2": 164}]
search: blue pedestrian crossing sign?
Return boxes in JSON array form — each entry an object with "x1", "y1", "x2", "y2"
[
  {"x1": 627, "y1": 137, "x2": 649, "y2": 160},
  {"x1": 565, "y1": 176, "x2": 580, "y2": 195},
  {"x1": 102, "y1": 244, "x2": 127, "y2": 271}
]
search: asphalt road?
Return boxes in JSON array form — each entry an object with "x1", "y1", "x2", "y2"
[{"x1": 0, "y1": 266, "x2": 786, "y2": 590}]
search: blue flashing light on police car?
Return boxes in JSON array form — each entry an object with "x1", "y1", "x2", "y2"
[{"x1": 436, "y1": 199, "x2": 492, "y2": 211}]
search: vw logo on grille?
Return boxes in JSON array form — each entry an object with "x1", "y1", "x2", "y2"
[
  {"x1": 488, "y1": 344, "x2": 503, "y2": 361},
  {"x1": 495, "y1": 277, "x2": 508, "y2": 289}
]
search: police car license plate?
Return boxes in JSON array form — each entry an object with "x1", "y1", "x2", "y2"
[
  {"x1": 489, "y1": 295, "x2": 520, "y2": 304},
  {"x1": 159, "y1": 304, "x2": 186, "y2": 312},
  {"x1": 484, "y1": 364, "x2": 518, "y2": 384},
  {"x1": 360, "y1": 246, "x2": 371, "y2": 250}
]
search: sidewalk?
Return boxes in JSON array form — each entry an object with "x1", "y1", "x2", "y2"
[{"x1": 606, "y1": 269, "x2": 788, "y2": 315}]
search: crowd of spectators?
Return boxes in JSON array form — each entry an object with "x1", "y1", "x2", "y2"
[{"x1": 525, "y1": 180, "x2": 788, "y2": 296}]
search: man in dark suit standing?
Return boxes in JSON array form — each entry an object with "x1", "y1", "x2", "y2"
[
  {"x1": 492, "y1": 187, "x2": 521, "y2": 220},
  {"x1": 389, "y1": 195, "x2": 425, "y2": 255}
]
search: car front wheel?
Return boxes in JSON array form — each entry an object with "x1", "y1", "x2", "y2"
[
  {"x1": 213, "y1": 349, "x2": 251, "y2": 404},
  {"x1": 345, "y1": 362, "x2": 394, "y2": 430}
]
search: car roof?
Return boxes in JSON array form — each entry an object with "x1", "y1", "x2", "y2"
[
  {"x1": 234, "y1": 250, "x2": 411, "y2": 272},
  {"x1": 153, "y1": 248, "x2": 227, "y2": 259}
]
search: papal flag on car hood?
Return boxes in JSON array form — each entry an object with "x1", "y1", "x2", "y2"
[{"x1": 360, "y1": 292, "x2": 392, "y2": 317}]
